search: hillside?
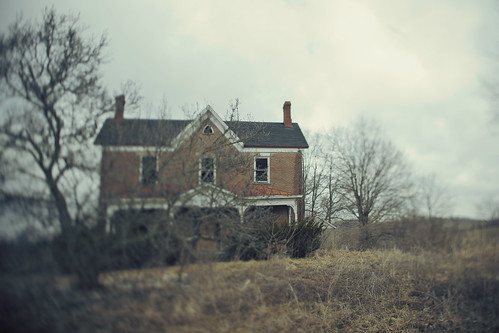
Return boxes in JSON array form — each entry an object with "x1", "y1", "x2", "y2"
[{"x1": 1, "y1": 220, "x2": 498, "y2": 332}]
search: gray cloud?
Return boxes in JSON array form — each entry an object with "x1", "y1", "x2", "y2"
[{"x1": 1, "y1": 0, "x2": 498, "y2": 217}]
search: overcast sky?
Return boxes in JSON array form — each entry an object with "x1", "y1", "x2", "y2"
[{"x1": 1, "y1": 0, "x2": 498, "y2": 218}]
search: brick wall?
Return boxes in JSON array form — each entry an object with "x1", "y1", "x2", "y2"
[
  {"x1": 100, "y1": 150, "x2": 140, "y2": 199},
  {"x1": 268, "y1": 152, "x2": 302, "y2": 195},
  {"x1": 99, "y1": 120, "x2": 304, "y2": 202}
]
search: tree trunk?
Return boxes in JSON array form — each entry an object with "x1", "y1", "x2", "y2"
[
  {"x1": 359, "y1": 211, "x2": 369, "y2": 226},
  {"x1": 358, "y1": 224, "x2": 371, "y2": 251},
  {"x1": 46, "y1": 174, "x2": 73, "y2": 234}
]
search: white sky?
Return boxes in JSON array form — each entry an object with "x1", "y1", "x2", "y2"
[{"x1": 1, "y1": 0, "x2": 498, "y2": 218}]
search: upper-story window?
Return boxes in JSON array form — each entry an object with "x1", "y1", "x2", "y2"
[
  {"x1": 200, "y1": 157, "x2": 215, "y2": 183},
  {"x1": 203, "y1": 125, "x2": 214, "y2": 134},
  {"x1": 141, "y1": 156, "x2": 158, "y2": 185},
  {"x1": 255, "y1": 157, "x2": 269, "y2": 183}
]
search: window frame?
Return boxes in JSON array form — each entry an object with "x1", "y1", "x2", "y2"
[
  {"x1": 200, "y1": 156, "x2": 216, "y2": 184},
  {"x1": 203, "y1": 125, "x2": 214, "y2": 135},
  {"x1": 254, "y1": 157, "x2": 270, "y2": 183},
  {"x1": 140, "y1": 155, "x2": 158, "y2": 186}
]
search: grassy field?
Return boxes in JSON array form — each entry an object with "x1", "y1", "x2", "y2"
[{"x1": 2, "y1": 219, "x2": 498, "y2": 332}]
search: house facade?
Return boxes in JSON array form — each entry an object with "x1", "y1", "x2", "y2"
[{"x1": 94, "y1": 96, "x2": 309, "y2": 236}]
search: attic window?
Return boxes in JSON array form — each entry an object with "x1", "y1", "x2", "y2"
[{"x1": 203, "y1": 125, "x2": 214, "y2": 135}]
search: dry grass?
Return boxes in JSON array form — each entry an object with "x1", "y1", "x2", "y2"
[{"x1": 2, "y1": 220, "x2": 499, "y2": 332}]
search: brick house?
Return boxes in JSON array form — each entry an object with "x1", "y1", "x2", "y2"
[{"x1": 94, "y1": 96, "x2": 308, "y2": 241}]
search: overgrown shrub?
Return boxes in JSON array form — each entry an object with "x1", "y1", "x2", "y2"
[
  {"x1": 286, "y1": 218, "x2": 324, "y2": 258},
  {"x1": 106, "y1": 230, "x2": 191, "y2": 269},
  {"x1": 223, "y1": 217, "x2": 324, "y2": 260},
  {"x1": 51, "y1": 226, "x2": 107, "y2": 289},
  {"x1": 323, "y1": 218, "x2": 494, "y2": 253},
  {"x1": 52, "y1": 224, "x2": 192, "y2": 287},
  {"x1": 0, "y1": 281, "x2": 76, "y2": 333},
  {"x1": 0, "y1": 238, "x2": 55, "y2": 275}
]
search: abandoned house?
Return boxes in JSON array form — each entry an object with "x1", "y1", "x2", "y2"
[{"x1": 94, "y1": 96, "x2": 308, "y2": 251}]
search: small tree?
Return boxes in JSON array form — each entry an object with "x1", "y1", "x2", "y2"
[
  {"x1": 416, "y1": 174, "x2": 453, "y2": 220},
  {"x1": 476, "y1": 195, "x2": 499, "y2": 222},
  {"x1": 328, "y1": 118, "x2": 412, "y2": 226},
  {"x1": 320, "y1": 152, "x2": 343, "y2": 227},
  {"x1": 0, "y1": 9, "x2": 113, "y2": 288},
  {"x1": 303, "y1": 132, "x2": 327, "y2": 218},
  {"x1": 303, "y1": 132, "x2": 343, "y2": 228}
]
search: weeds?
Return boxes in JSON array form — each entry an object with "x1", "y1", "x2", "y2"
[{"x1": 1, "y1": 219, "x2": 498, "y2": 332}]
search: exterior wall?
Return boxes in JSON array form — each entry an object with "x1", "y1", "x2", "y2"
[
  {"x1": 268, "y1": 152, "x2": 303, "y2": 195},
  {"x1": 100, "y1": 150, "x2": 141, "y2": 199},
  {"x1": 98, "y1": 119, "x2": 306, "y2": 220},
  {"x1": 99, "y1": 150, "x2": 304, "y2": 198}
]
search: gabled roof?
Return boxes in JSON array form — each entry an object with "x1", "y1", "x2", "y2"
[
  {"x1": 94, "y1": 107, "x2": 309, "y2": 149},
  {"x1": 226, "y1": 121, "x2": 308, "y2": 148},
  {"x1": 94, "y1": 119, "x2": 190, "y2": 147}
]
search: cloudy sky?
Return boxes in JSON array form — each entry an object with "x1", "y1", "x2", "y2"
[{"x1": 1, "y1": 0, "x2": 498, "y2": 218}]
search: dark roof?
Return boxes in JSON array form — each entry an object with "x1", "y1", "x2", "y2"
[
  {"x1": 226, "y1": 121, "x2": 308, "y2": 148},
  {"x1": 95, "y1": 118, "x2": 308, "y2": 149},
  {"x1": 94, "y1": 119, "x2": 190, "y2": 146}
]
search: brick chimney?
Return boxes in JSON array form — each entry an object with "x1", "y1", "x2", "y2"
[
  {"x1": 283, "y1": 101, "x2": 292, "y2": 127},
  {"x1": 114, "y1": 95, "x2": 125, "y2": 120}
]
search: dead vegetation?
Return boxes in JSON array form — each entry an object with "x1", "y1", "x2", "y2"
[{"x1": 1, "y1": 219, "x2": 498, "y2": 332}]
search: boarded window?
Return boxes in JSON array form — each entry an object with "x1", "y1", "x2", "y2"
[
  {"x1": 141, "y1": 156, "x2": 158, "y2": 185},
  {"x1": 255, "y1": 157, "x2": 269, "y2": 182},
  {"x1": 200, "y1": 157, "x2": 215, "y2": 183}
]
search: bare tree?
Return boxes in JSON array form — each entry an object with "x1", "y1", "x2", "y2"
[
  {"x1": 303, "y1": 132, "x2": 326, "y2": 218},
  {"x1": 0, "y1": 9, "x2": 125, "y2": 288},
  {"x1": 0, "y1": 8, "x2": 112, "y2": 233},
  {"x1": 476, "y1": 195, "x2": 499, "y2": 222},
  {"x1": 303, "y1": 131, "x2": 343, "y2": 228},
  {"x1": 328, "y1": 118, "x2": 412, "y2": 226},
  {"x1": 320, "y1": 152, "x2": 343, "y2": 227},
  {"x1": 415, "y1": 174, "x2": 453, "y2": 220}
]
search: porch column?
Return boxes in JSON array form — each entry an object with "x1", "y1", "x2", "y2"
[
  {"x1": 238, "y1": 206, "x2": 246, "y2": 223},
  {"x1": 288, "y1": 201, "x2": 298, "y2": 224}
]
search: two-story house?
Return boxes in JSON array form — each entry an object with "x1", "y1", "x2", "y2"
[{"x1": 94, "y1": 96, "x2": 308, "y2": 244}]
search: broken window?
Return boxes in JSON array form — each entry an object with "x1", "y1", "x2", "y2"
[
  {"x1": 255, "y1": 157, "x2": 269, "y2": 183},
  {"x1": 141, "y1": 156, "x2": 158, "y2": 185},
  {"x1": 200, "y1": 157, "x2": 215, "y2": 183}
]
